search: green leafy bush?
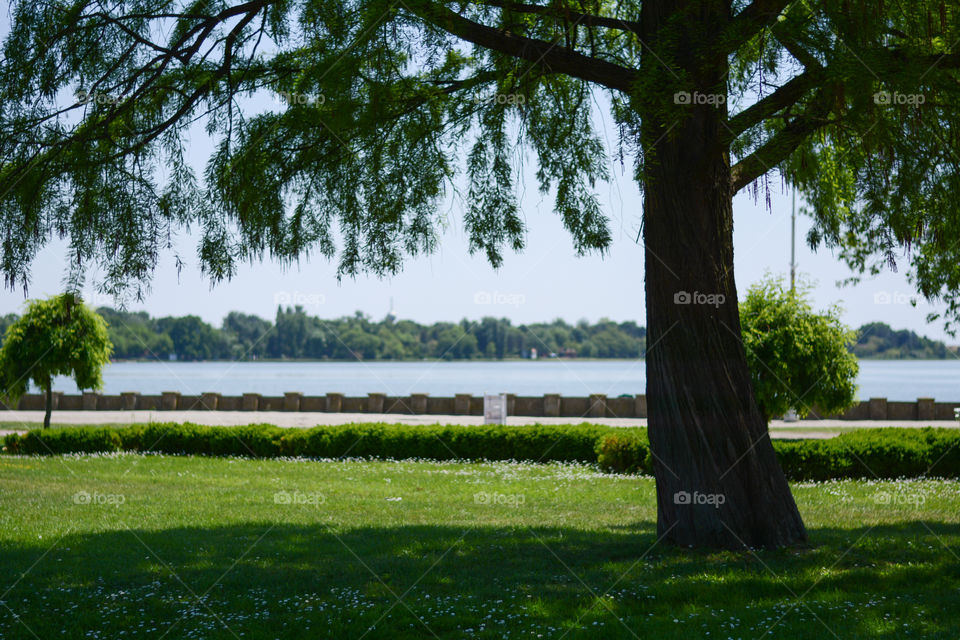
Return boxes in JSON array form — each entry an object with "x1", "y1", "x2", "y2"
[
  {"x1": 596, "y1": 434, "x2": 651, "y2": 474},
  {"x1": 10, "y1": 427, "x2": 123, "y2": 455},
  {"x1": 740, "y1": 275, "x2": 859, "y2": 421}
]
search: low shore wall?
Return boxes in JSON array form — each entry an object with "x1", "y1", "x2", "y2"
[{"x1": 2, "y1": 393, "x2": 958, "y2": 420}]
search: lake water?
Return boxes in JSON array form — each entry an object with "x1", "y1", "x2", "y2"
[{"x1": 48, "y1": 359, "x2": 960, "y2": 401}]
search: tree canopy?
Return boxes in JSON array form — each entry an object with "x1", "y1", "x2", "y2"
[
  {"x1": 0, "y1": 0, "x2": 958, "y2": 328},
  {"x1": 0, "y1": 293, "x2": 112, "y2": 427}
]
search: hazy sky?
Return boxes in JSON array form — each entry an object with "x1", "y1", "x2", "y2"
[{"x1": 0, "y1": 10, "x2": 954, "y2": 343}]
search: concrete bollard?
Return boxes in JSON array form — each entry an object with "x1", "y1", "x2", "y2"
[
  {"x1": 283, "y1": 392, "x2": 303, "y2": 412},
  {"x1": 201, "y1": 392, "x2": 221, "y2": 410},
  {"x1": 161, "y1": 391, "x2": 181, "y2": 411},
  {"x1": 82, "y1": 391, "x2": 99, "y2": 410},
  {"x1": 120, "y1": 392, "x2": 139, "y2": 411},
  {"x1": 242, "y1": 393, "x2": 260, "y2": 411},
  {"x1": 589, "y1": 394, "x2": 607, "y2": 418},
  {"x1": 326, "y1": 392, "x2": 344, "y2": 413},
  {"x1": 368, "y1": 392, "x2": 386, "y2": 413},
  {"x1": 543, "y1": 394, "x2": 561, "y2": 417},
  {"x1": 868, "y1": 397, "x2": 888, "y2": 420},
  {"x1": 410, "y1": 393, "x2": 428, "y2": 414}
]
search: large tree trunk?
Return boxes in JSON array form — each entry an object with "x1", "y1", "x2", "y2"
[{"x1": 640, "y1": 0, "x2": 807, "y2": 548}]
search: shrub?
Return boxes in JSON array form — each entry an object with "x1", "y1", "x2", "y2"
[
  {"x1": 596, "y1": 434, "x2": 651, "y2": 474},
  {"x1": 774, "y1": 428, "x2": 960, "y2": 480},
  {"x1": 740, "y1": 275, "x2": 859, "y2": 421},
  {"x1": 4, "y1": 422, "x2": 622, "y2": 463},
  {"x1": 9, "y1": 427, "x2": 122, "y2": 455}
]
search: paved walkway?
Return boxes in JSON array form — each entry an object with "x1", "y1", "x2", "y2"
[{"x1": 1, "y1": 410, "x2": 957, "y2": 439}]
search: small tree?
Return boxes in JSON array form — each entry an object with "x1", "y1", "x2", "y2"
[
  {"x1": 0, "y1": 294, "x2": 112, "y2": 428},
  {"x1": 740, "y1": 277, "x2": 858, "y2": 422}
]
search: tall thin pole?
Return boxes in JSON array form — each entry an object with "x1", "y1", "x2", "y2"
[
  {"x1": 784, "y1": 186, "x2": 800, "y2": 422},
  {"x1": 790, "y1": 188, "x2": 796, "y2": 293}
]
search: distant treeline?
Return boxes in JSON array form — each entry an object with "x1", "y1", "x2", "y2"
[
  {"x1": 0, "y1": 309, "x2": 951, "y2": 362},
  {"x1": 1, "y1": 307, "x2": 646, "y2": 361},
  {"x1": 851, "y1": 322, "x2": 954, "y2": 359}
]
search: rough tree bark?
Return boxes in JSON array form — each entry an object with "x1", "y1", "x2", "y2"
[{"x1": 640, "y1": 0, "x2": 807, "y2": 548}]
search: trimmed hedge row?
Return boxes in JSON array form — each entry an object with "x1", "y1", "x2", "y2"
[
  {"x1": 772, "y1": 428, "x2": 960, "y2": 480},
  {"x1": 4, "y1": 423, "x2": 960, "y2": 480},
  {"x1": 2, "y1": 422, "x2": 624, "y2": 463},
  {"x1": 597, "y1": 428, "x2": 960, "y2": 480}
]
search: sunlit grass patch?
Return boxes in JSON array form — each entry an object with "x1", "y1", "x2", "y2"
[{"x1": 0, "y1": 455, "x2": 957, "y2": 638}]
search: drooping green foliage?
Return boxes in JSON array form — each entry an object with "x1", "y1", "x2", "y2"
[
  {"x1": 1, "y1": 0, "x2": 954, "y2": 332},
  {"x1": 0, "y1": 293, "x2": 113, "y2": 402},
  {"x1": 739, "y1": 275, "x2": 859, "y2": 421},
  {"x1": 0, "y1": 0, "x2": 619, "y2": 297},
  {"x1": 754, "y1": 3, "x2": 960, "y2": 332},
  {"x1": 0, "y1": 0, "x2": 955, "y2": 337}
]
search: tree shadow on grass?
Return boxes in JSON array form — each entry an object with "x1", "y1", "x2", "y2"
[{"x1": 0, "y1": 521, "x2": 958, "y2": 639}]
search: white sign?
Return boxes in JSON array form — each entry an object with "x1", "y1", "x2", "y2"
[{"x1": 484, "y1": 394, "x2": 508, "y2": 425}]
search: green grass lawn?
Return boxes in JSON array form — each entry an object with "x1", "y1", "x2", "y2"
[{"x1": 1, "y1": 454, "x2": 958, "y2": 639}]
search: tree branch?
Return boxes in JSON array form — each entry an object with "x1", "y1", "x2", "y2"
[
  {"x1": 727, "y1": 49, "x2": 960, "y2": 163},
  {"x1": 723, "y1": 0, "x2": 794, "y2": 53},
  {"x1": 405, "y1": 1, "x2": 639, "y2": 93},
  {"x1": 730, "y1": 93, "x2": 834, "y2": 192},
  {"x1": 725, "y1": 67, "x2": 824, "y2": 140},
  {"x1": 474, "y1": 0, "x2": 641, "y2": 33},
  {"x1": 769, "y1": 18, "x2": 822, "y2": 69}
]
